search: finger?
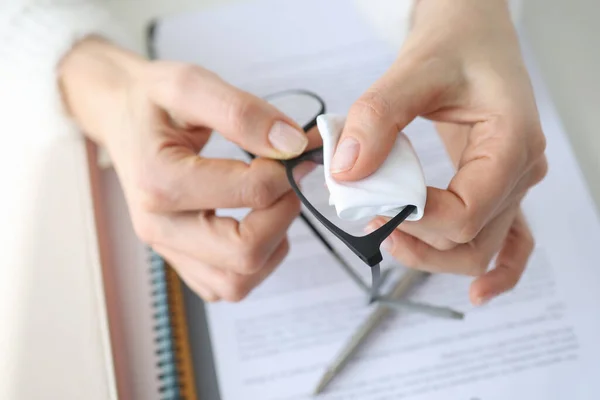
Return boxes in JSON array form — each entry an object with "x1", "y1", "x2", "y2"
[
  {"x1": 370, "y1": 206, "x2": 517, "y2": 276},
  {"x1": 196, "y1": 237, "x2": 289, "y2": 302},
  {"x1": 395, "y1": 178, "x2": 528, "y2": 252},
  {"x1": 156, "y1": 238, "x2": 289, "y2": 302},
  {"x1": 434, "y1": 122, "x2": 470, "y2": 167},
  {"x1": 331, "y1": 58, "x2": 459, "y2": 181},
  {"x1": 394, "y1": 144, "x2": 544, "y2": 252},
  {"x1": 389, "y1": 121, "x2": 502, "y2": 251},
  {"x1": 305, "y1": 125, "x2": 323, "y2": 151},
  {"x1": 137, "y1": 154, "x2": 292, "y2": 212},
  {"x1": 148, "y1": 62, "x2": 308, "y2": 159},
  {"x1": 401, "y1": 117, "x2": 531, "y2": 245},
  {"x1": 148, "y1": 191, "x2": 300, "y2": 275},
  {"x1": 157, "y1": 246, "x2": 220, "y2": 302},
  {"x1": 435, "y1": 119, "x2": 546, "y2": 229},
  {"x1": 159, "y1": 124, "x2": 214, "y2": 154},
  {"x1": 510, "y1": 156, "x2": 549, "y2": 197},
  {"x1": 469, "y1": 210, "x2": 534, "y2": 305}
]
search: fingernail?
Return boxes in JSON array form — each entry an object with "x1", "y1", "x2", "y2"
[
  {"x1": 268, "y1": 121, "x2": 308, "y2": 156},
  {"x1": 331, "y1": 137, "x2": 360, "y2": 173}
]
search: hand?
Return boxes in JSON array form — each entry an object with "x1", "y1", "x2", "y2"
[
  {"x1": 332, "y1": 0, "x2": 547, "y2": 305},
  {"x1": 59, "y1": 37, "x2": 311, "y2": 302}
]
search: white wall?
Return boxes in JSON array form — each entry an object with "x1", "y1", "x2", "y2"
[{"x1": 523, "y1": 0, "x2": 600, "y2": 210}]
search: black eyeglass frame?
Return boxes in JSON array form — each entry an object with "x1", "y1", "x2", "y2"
[{"x1": 265, "y1": 89, "x2": 417, "y2": 268}]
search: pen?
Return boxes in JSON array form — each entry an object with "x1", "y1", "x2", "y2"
[
  {"x1": 312, "y1": 270, "x2": 463, "y2": 395},
  {"x1": 374, "y1": 297, "x2": 464, "y2": 320}
]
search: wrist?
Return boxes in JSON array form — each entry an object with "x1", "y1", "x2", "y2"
[
  {"x1": 408, "y1": 0, "x2": 514, "y2": 49},
  {"x1": 413, "y1": 0, "x2": 511, "y2": 20},
  {"x1": 58, "y1": 36, "x2": 147, "y2": 145}
]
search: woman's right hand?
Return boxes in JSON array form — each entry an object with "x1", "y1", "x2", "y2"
[{"x1": 59, "y1": 37, "x2": 310, "y2": 302}]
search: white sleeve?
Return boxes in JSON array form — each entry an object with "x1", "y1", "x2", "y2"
[
  {"x1": 0, "y1": 1, "x2": 143, "y2": 139},
  {"x1": 0, "y1": 1, "x2": 145, "y2": 167}
]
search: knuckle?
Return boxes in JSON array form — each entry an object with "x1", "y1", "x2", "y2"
[
  {"x1": 451, "y1": 216, "x2": 482, "y2": 244},
  {"x1": 429, "y1": 236, "x2": 457, "y2": 251},
  {"x1": 220, "y1": 275, "x2": 250, "y2": 302},
  {"x1": 350, "y1": 88, "x2": 391, "y2": 122},
  {"x1": 138, "y1": 185, "x2": 174, "y2": 212},
  {"x1": 136, "y1": 168, "x2": 180, "y2": 212},
  {"x1": 227, "y1": 94, "x2": 260, "y2": 133},
  {"x1": 202, "y1": 292, "x2": 220, "y2": 303},
  {"x1": 528, "y1": 125, "x2": 547, "y2": 159},
  {"x1": 466, "y1": 250, "x2": 493, "y2": 276},
  {"x1": 530, "y1": 157, "x2": 549, "y2": 187},
  {"x1": 131, "y1": 214, "x2": 157, "y2": 244},
  {"x1": 241, "y1": 176, "x2": 277, "y2": 209},
  {"x1": 172, "y1": 65, "x2": 202, "y2": 97},
  {"x1": 234, "y1": 242, "x2": 264, "y2": 274}
]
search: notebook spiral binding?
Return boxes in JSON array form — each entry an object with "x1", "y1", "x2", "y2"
[{"x1": 149, "y1": 249, "x2": 183, "y2": 400}]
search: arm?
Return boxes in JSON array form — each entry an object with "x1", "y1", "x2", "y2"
[{"x1": 354, "y1": 0, "x2": 522, "y2": 50}]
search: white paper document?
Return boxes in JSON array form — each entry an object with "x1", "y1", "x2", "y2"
[{"x1": 153, "y1": 1, "x2": 600, "y2": 399}]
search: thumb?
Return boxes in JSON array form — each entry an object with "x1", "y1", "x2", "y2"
[
  {"x1": 331, "y1": 62, "x2": 446, "y2": 181},
  {"x1": 148, "y1": 62, "x2": 308, "y2": 159}
]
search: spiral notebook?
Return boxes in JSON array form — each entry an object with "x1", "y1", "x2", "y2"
[{"x1": 148, "y1": 251, "x2": 197, "y2": 399}]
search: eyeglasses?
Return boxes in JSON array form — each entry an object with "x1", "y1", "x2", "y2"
[
  {"x1": 265, "y1": 89, "x2": 419, "y2": 298},
  {"x1": 246, "y1": 89, "x2": 462, "y2": 319}
]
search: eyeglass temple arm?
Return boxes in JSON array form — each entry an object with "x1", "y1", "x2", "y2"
[
  {"x1": 349, "y1": 205, "x2": 417, "y2": 267},
  {"x1": 284, "y1": 166, "x2": 416, "y2": 267}
]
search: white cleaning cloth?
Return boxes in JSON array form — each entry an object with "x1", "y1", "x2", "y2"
[{"x1": 317, "y1": 114, "x2": 426, "y2": 221}]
